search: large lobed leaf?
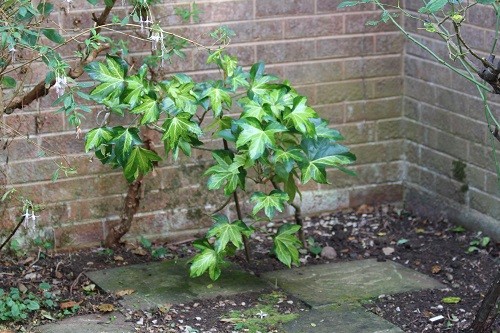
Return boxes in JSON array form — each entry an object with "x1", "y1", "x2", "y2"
[
  {"x1": 272, "y1": 223, "x2": 302, "y2": 267},
  {"x1": 207, "y1": 214, "x2": 253, "y2": 253},
  {"x1": 124, "y1": 146, "x2": 161, "y2": 182},
  {"x1": 251, "y1": 190, "x2": 289, "y2": 219}
]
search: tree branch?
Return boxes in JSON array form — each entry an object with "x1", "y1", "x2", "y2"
[{"x1": 4, "y1": 0, "x2": 117, "y2": 114}]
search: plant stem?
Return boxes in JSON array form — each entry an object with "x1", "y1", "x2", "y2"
[
  {"x1": 270, "y1": 180, "x2": 305, "y2": 246},
  {"x1": 374, "y1": 0, "x2": 492, "y2": 92},
  {"x1": 222, "y1": 139, "x2": 251, "y2": 262},
  {"x1": 0, "y1": 216, "x2": 25, "y2": 252},
  {"x1": 232, "y1": 190, "x2": 251, "y2": 262}
]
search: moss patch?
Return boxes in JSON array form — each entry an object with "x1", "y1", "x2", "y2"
[
  {"x1": 452, "y1": 160, "x2": 467, "y2": 182},
  {"x1": 221, "y1": 291, "x2": 299, "y2": 333}
]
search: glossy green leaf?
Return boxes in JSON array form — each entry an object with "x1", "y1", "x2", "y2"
[
  {"x1": 111, "y1": 127, "x2": 142, "y2": 166},
  {"x1": 418, "y1": 0, "x2": 448, "y2": 13},
  {"x1": 130, "y1": 96, "x2": 159, "y2": 124},
  {"x1": 203, "y1": 83, "x2": 232, "y2": 117},
  {"x1": 227, "y1": 66, "x2": 250, "y2": 91},
  {"x1": 161, "y1": 113, "x2": 202, "y2": 153},
  {"x1": 250, "y1": 75, "x2": 275, "y2": 97},
  {"x1": 124, "y1": 146, "x2": 162, "y2": 182},
  {"x1": 299, "y1": 138, "x2": 355, "y2": 184},
  {"x1": 85, "y1": 127, "x2": 113, "y2": 152},
  {"x1": 123, "y1": 75, "x2": 146, "y2": 108},
  {"x1": 236, "y1": 120, "x2": 286, "y2": 160},
  {"x1": 273, "y1": 223, "x2": 302, "y2": 267},
  {"x1": 239, "y1": 97, "x2": 267, "y2": 121},
  {"x1": 190, "y1": 247, "x2": 222, "y2": 281},
  {"x1": 284, "y1": 96, "x2": 317, "y2": 136},
  {"x1": 85, "y1": 55, "x2": 128, "y2": 84},
  {"x1": 42, "y1": 28, "x2": 65, "y2": 44},
  {"x1": 251, "y1": 190, "x2": 289, "y2": 219},
  {"x1": 205, "y1": 151, "x2": 245, "y2": 195},
  {"x1": 37, "y1": 2, "x2": 54, "y2": 16},
  {"x1": 207, "y1": 214, "x2": 252, "y2": 253},
  {"x1": 1, "y1": 76, "x2": 16, "y2": 88}
]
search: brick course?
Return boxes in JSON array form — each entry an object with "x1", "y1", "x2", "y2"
[{"x1": 2, "y1": 0, "x2": 497, "y2": 249}]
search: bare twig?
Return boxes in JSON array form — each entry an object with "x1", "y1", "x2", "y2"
[
  {"x1": 0, "y1": 216, "x2": 25, "y2": 252},
  {"x1": 70, "y1": 271, "x2": 85, "y2": 295}
]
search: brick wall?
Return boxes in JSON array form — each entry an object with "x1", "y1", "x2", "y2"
[
  {"x1": 402, "y1": 2, "x2": 500, "y2": 239},
  {"x1": 1, "y1": 0, "x2": 405, "y2": 249}
]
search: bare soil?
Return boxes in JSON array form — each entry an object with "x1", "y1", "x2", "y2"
[{"x1": 0, "y1": 205, "x2": 498, "y2": 332}]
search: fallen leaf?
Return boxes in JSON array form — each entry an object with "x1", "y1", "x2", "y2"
[
  {"x1": 114, "y1": 255, "x2": 124, "y2": 261},
  {"x1": 132, "y1": 247, "x2": 148, "y2": 256},
  {"x1": 382, "y1": 247, "x2": 395, "y2": 256},
  {"x1": 158, "y1": 303, "x2": 172, "y2": 313},
  {"x1": 41, "y1": 310, "x2": 56, "y2": 320},
  {"x1": 115, "y1": 289, "x2": 135, "y2": 297},
  {"x1": 422, "y1": 310, "x2": 433, "y2": 318},
  {"x1": 431, "y1": 265, "x2": 442, "y2": 274},
  {"x1": 356, "y1": 204, "x2": 374, "y2": 214},
  {"x1": 20, "y1": 256, "x2": 34, "y2": 265},
  {"x1": 442, "y1": 296, "x2": 461, "y2": 304},
  {"x1": 82, "y1": 284, "x2": 96, "y2": 292},
  {"x1": 55, "y1": 271, "x2": 63, "y2": 279},
  {"x1": 97, "y1": 303, "x2": 115, "y2": 312},
  {"x1": 415, "y1": 228, "x2": 426, "y2": 234},
  {"x1": 60, "y1": 300, "x2": 82, "y2": 310}
]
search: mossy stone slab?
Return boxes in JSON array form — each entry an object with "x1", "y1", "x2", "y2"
[
  {"x1": 262, "y1": 259, "x2": 445, "y2": 308},
  {"x1": 284, "y1": 305, "x2": 404, "y2": 333},
  {"x1": 36, "y1": 313, "x2": 133, "y2": 333},
  {"x1": 86, "y1": 260, "x2": 267, "y2": 310}
]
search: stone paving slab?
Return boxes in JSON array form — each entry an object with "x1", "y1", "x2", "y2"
[
  {"x1": 86, "y1": 259, "x2": 267, "y2": 310},
  {"x1": 35, "y1": 312, "x2": 133, "y2": 333},
  {"x1": 262, "y1": 259, "x2": 445, "y2": 308},
  {"x1": 284, "y1": 305, "x2": 404, "y2": 333}
]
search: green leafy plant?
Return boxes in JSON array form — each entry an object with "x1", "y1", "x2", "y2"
[
  {"x1": 467, "y1": 235, "x2": 491, "y2": 253},
  {"x1": 0, "y1": 282, "x2": 58, "y2": 323},
  {"x1": 307, "y1": 237, "x2": 323, "y2": 256},
  {"x1": 82, "y1": 49, "x2": 355, "y2": 279},
  {"x1": 139, "y1": 236, "x2": 169, "y2": 259},
  {"x1": 1, "y1": 0, "x2": 355, "y2": 282}
]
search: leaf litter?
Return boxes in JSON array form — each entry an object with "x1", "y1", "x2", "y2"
[{"x1": 0, "y1": 205, "x2": 498, "y2": 332}]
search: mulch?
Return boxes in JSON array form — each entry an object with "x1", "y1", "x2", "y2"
[{"x1": 0, "y1": 204, "x2": 498, "y2": 332}]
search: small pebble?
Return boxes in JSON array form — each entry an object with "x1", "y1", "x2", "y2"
[{"x1": 321, "y1": 246, "x2": 338, "y2": 260}]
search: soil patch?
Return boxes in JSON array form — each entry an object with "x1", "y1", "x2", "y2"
[{"x1": 0, "y1": 205, "x2": 498, "y2": 332}]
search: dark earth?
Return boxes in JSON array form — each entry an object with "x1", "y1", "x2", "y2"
[{"x1": 0, "y1": 204, "x2": 498, "y2": 332}]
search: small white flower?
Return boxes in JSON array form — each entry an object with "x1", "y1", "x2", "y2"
[
  {"x1": 54, "y1": 74, "x2": 67, "y2": 97},
  {"x1": 149, "y1": 28, "x2": 163, "y2": 51},
  {"x1": 8, "y1": 46, "x2": 16, "y2": 63},
  {"x1": 23, "y1": 208, "x2": 38, "y2": 234},
  {"x1": 140, "y1": 15, "x2": 153, "y2": 33},
  {"x1": 23, "y1": 208, "x2": 31, "y2": 221},
  {"x1": 256, "y1": 310, "x2": 268, "y2": 319}
]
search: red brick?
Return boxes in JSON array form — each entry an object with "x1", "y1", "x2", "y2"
[
  {"x1": 256, "y1": 0, "x2": 314, "y2": 18},
  {"x1": 284, "y1": 15, "x2": 343, "y2": 39},
  {"x1": 54, "y1": 220, "x2": 104, "y2": 249}
]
